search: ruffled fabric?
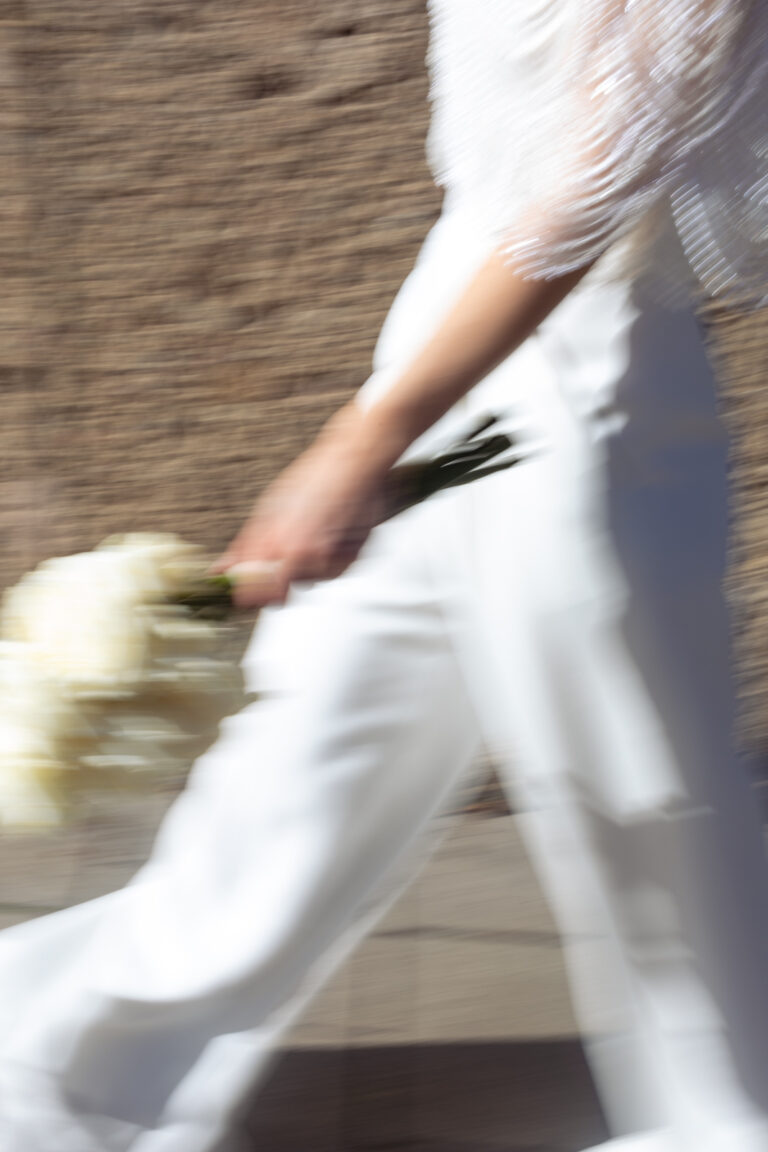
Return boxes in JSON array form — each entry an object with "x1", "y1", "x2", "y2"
[{"x1": 427, "y1": 0, "x2": 768, "y2": 304}]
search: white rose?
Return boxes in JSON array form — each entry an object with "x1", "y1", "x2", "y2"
[
  {"x1": 2, "y1": 552, "x2": 150, "y2": 692},
  {"x1": 0, "y1": 534, "x2": 248, "y2": 829}
]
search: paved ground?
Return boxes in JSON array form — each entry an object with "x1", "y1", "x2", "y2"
[
  {"x1": 0, "y1": 773, "x2": 611, "y2": 1152},
  {"x1": 241, "y1": 813, "x2": 610, "y2": 1152}
]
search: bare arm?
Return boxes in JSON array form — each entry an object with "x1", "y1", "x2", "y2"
[
  {"x1": 216, "y1": 246, "x2": 591, "y2": 606},
  {"x1": 216, "y1": 0, "x2": 763, "y2": 605},
  {"x1": 320, "y1": 248, "x2": 589, "y2": 471}
]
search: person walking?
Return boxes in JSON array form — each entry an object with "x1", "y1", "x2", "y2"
[{"x1": 0, "y1": 1, "x2": 767, "y2": 1150}]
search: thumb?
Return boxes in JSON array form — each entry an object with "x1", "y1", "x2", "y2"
[
  {"x1": 229, "y1": 560, "x2": 289, "y2": 609},
  {"x1": 208, "y1": 552, "x2": 236, "y2": 576},
  {"x1": 208, "y1": 537, "x2": 244, "y2": 575}
]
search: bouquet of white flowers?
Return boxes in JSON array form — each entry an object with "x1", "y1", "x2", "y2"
[
  {"x1": 0, "y1": 533, "x2": 248, "y2": 829},
  {"x1": 0, "y1": 417, "x2": 519, "y2": 831}
]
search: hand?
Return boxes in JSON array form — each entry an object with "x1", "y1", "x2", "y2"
[{"x1": 212, "y1": 407, "x2": 393, "y2": 609}]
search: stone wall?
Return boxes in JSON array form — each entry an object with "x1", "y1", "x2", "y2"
[{"x1": 0, "y1": 0, "x2": 438, "y2": 576}]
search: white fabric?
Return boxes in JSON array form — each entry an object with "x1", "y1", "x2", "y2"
[
  {"x1": 427, "y1": 0, "x2": 768, "y2": 301},
  {"x1": 1, "y1": 206, "x2": 768, "y2": 1151}
]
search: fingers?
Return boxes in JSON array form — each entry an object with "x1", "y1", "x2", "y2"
[
  {"x1": 208, "y1": 553, "x2": 236, "y2": 576},
  {"x1": 209, "y1": 530, "x2": 249, "y2": 576},
  {"x1": 228, "y1": 560, "x2": 289, "y2": 609},
  {"x1": 210, "y1": 493, "x2": 373, "y2": 607},
  {"x1": 215, "y1": 542, "x2": 360, "y2": 610}
]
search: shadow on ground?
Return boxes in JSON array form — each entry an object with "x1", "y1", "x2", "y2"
[{"x1": 238, "y1": 1039, "x2": 609, "y2": 1152}]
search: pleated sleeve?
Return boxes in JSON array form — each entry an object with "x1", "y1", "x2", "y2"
[{"x1": 500, "y1": 0, "x2": 768, "y2": 303}]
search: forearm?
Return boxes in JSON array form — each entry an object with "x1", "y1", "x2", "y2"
[
  {"x1": 321, "y1": 245, "x2": 592, "y2": 471},
  {"x1": 221, "y1": 242, "x2": 594, "y2": 598}
]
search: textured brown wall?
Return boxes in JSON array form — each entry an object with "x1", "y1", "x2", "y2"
[
  {"x1": 0, "y1": 2, "x2": 766, "y2": 745},
  {"x1": 0, "y1": 0, "x2": 438, "y2": 575}
]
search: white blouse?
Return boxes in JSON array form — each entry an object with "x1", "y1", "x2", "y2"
[{"x1": 426, "y1": 0, "x2": 768, "y2": 303}]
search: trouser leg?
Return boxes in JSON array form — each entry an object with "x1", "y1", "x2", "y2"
[
  {"x1": 511, "y1": 775, "x2": 768, "y2": 1149},
  {"x1": 0, "y1": 510, "x2": 481, "y2": 1152},
  {"x1": 454, "y1": 450, "x2": 768, "y2": 1149}
]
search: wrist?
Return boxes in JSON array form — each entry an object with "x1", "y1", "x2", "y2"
[{"x1": 319, "y1": 400, "x2": 411, "y2": 476}]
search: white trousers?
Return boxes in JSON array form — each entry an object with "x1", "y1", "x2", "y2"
[{"x1": 2, "y1": 209, "x2": 768, "y2": 1152}]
